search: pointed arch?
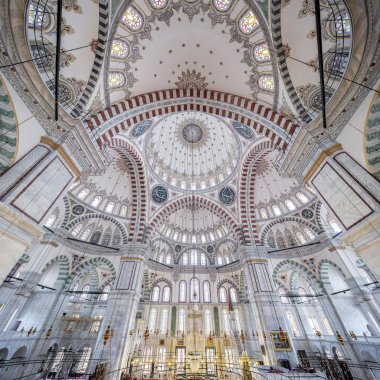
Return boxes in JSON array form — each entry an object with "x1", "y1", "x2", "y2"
[
  {"x1": 318, "y1": 259, "x2": 348, "y2": 291},
  {"x1": 40, "y1": 255, "x2": 70, "y2": 283}
]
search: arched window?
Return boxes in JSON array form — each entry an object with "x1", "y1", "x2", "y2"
[
  {"x1": 78, "y1": 188, "x2": 90, "y2": 200},
  {"x1": 277, "y1": 236, "x2": 286, "y2": 249},
  {"x1": 200, "y1": 253, "x2": 207, "y2": 266},
  {"x1": 259, "y1": 208, "x2": 268, "y2": 218},
  {"x1": 119, "y1": 205, "x2": 128, "y2": 217},
  {"x1": 309, "y1": 286, "x2": 318, "y2": 304},
  {"x1": 253, "y1": 43, "x2": 270, "y2": 63},
  {"x1": 285, "y1": 199, "x2": 296, "y2": 211},
  {"x1": 296, "y1": 192, "x2": 309, "y2": 204},
  {"x1": 111, "y1": 40, "x2": 129, "y2": 59},
  {"x1": 296, "y1": 232, "x2": 307, "y2": 244},
  {"x1": 304, "y1": 228, "x2": 316, "y2": 240},
  {"x1": 100, "y1": 284, "x2": 111, "y2": 301},
  {"x1": 108, "y1": 72, "x2": 125, "y2": 88},
  {"x1": 219, "y1": 287, "x2": 227, "y2": 303},
  {"x1": 80, "y1": 228, "x2": 92, "y2": 241},
  {"x1": 158, "y1": 253, "x2": 164, "y2": 263},
  {"x1": 272, "y1": 205, "x2": 282, "y2": 216},
  {"x1": 217, "y1": 255, "x2": 223, "y2": 266},
  {"x1": 150, "y1": 0, "x2": 168, "y2": 10},
  {"x1": 279, "y1": 288, "x2": 290, "y2": 304},
  {"x1": 71, "y1": 224, "x2": 83, "y2": 237},
  {"x1": 286, "y1": 312, "x2": 298, "y2": 336},
  {"x1": 160, "y1": 309, "x2": 168, "y2": 333},
  {"x1": 75, "y1": 346, "x2": 92, "y2": 373},
  {"x1": 213, "y1": 0, "x2": 232, "y2": 12},
  {"x1": 90, "y1": 231, "x2": 101, "y2": 244},
  {"x1": 70, "y1": 180, "x2": 80, "y2": 190},
  {"x1": 44, "y1": 213, "x2": 57, "y2": 228},
  {"x1": 239, "y1": 10, "x2": 259, "y2": 34},
  {"x1": 162, "y1": 286, "x2": 171, "y2": 302},
  {"x1": 122, "y1": 7, "x2": 143, "y2": 31},
  {"x1": 258, "y1": 75, "x2": 275, "y2": 92},
  {"x1": 205, "y1": 309, "x2": 212, "y2": 334},
  {"x1": 223, "y1": 310, "x2": 231, "y2": 333},
  {"x1": 203, "y1": 281, "x2": 211, "y2": 303},
  {"x1": 224, "y1": 255, "x2": 230, "y2": 264},
  {"x1": 328, "y1": 218, "x2": 341, "y2": 233},
  {"x1": 178, "y1": 309, "x2": 186, "y2": 332},
  {"x1": 91, "y1": 196, "x2": 102, "y2": 208},
  {"x1": 179, "y1": 281, "x2": 186, "y2": 302},
  {"x1": 70, "y1": 282, "x2": 79, "y2": 300},
  {"x1": 298, "y1": 287, "x2": 309, "y2": 303},
  {"x1": 165, "y1": 254, "x2": 171, "y2": 265},
  {"x1": 190, "y1": 278, "x2": 200, "y2": 302},
  {"x1": 80, "y1": 284, "x2": 90, "y2": 301},
  {"x1": 230, "y1": 287, "x2": 238, "y2": 303},
  {"x1": 105, "y1": 202, "x2": 115, "y2": 213},
  {"x1": 148, "y1": 309, "x2": 157, "y2": 332},
  {"x1": 190, "y1": 250, "x2": 198, "y2": 265},
  {"x1": 182, "y1": 252, "x2": 188, "y2": 265},
  {"x1": 102, "y1": 233, "x2": 111, "y2": 246},
  {"x1": 151, "y1": 286, "x2": 160, "y2": 302}
]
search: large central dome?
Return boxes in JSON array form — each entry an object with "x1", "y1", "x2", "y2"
[{"x1": 146, "y1": 112, "x2": 240, "y2": 190}]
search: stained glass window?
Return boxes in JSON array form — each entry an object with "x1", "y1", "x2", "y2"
[
  {"x1": 111, "y1": 40, "x2": 129, "y2": 59},
  {"x1": 239, "y1": 11, "x2": 259, "y2": 34},
  {"x1": 213, "y1": 0, "x2": 232, "y2": 12},
  {"x1": 91, "y1": 196, "x2": 102, "y2": 208},
  {"x1": 258, "y1": 75, "x2": 275, "y2": 92},
  {"x1": 122, "y1": 7, "x2": 143, "y2": 31},
  {"x1": 253, "y1": 43, "x2": 270, "y2": 63},
  {"x1": 108, "y1": 72, "x2": 125, "y2": 88},
  {"x1": 150, "y1": 0, "x2": 167, "y2": 9},
  {"x1": 28, "y1": 3, "x2": 49, "y2": 28}
]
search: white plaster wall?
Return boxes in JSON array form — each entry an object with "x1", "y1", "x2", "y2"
[
  {"x1": 337, "y1": 78, "x2": 380, "y2": 168},
  {"x1": 0, "y1": 75, "x2": 45, "y2": 161}
]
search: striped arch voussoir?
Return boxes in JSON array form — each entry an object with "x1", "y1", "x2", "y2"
[
  {"x1": 217, "y1": 279, "x2": 239, "y2": 290},
  {"x1": 41, "y1": 255, "x2": 70, "y2": 282},
  {"x1": 85, "y1": 89, "x2": 299, "y2": 151},
  {"x1": 147, "y1": 195, "x2": 241, "y2": 242},
  {"x1": 318, "y1": 259, "x2": 347, "y2": 290}
]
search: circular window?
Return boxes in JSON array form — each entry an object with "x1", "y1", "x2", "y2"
[
  {"x1": 219, "y1": 187, "x2": 235, "y2": 205},
  {"x1": 182, "y1": 123, "x2": 203, "y2": 143},
  {"x1": 301, "y1": 209, "x2": 314, "y2": 219},
  {"x1": 152, "y1": 185, "x2": 168, "y2": 204}
]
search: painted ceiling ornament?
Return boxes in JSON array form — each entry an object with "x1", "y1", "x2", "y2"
[
  {"x1": 182, "y1": 123, "x2": 203, "y2": 144},
  {"x1": 114, "y1": 156, "x2": 130, "y2": 174},
  {"x1": 219, "y1": 187, "x2": 235, "y2": 205},
  {"x1": 72, "y1": 205, "x2": 85, "y2": 215},
  {"x1": 177, "y1": 117, "x2": 209, "y2": 147},
  {"x1": 131, "y1": 119, "x2": 153, "y2": 138},
  {"x1": 63, "y1": 0, "x2": 83, "y2": 14},
  {"x1": 256, "y1": 159, "x2": 270, "y2": 176},
  {"x1": 301, "y1": 209, "x2": 314, "y2": 219},
  {"x1": 175, "y1": 69, "x2": 208, "y2": 90},
  {"x1": 231, "y1": 121, "x2": 254, "y2": 139},
  {"x1": 152, "y1": 185, "x2": 168, "y2": 204}
]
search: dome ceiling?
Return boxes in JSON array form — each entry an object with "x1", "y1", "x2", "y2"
[
  {"x1": 145, "y1": 112, "x2": 240, "y2": 190},
  {"x1": 107, "y1": 0, "x2": 277, "y2": 106}
]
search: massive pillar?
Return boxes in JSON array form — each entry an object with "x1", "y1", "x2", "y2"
[
  {"x1": 305, "y1": 145, "x2": 380, "y2": 277},
  {"x1": 0, "y1": 137, "x2": 80, "y2": 282},
  {"x1": 90, "y1": 244, "x2": 147, "y2": 379},
  {"x1": 240, "y1": 247, "x2": 298, "y2": 368}
]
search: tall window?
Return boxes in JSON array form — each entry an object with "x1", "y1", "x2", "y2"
[
  {"x1": 178, "y1": 309, "x2": 186, "y2": 332},
  {"x1": 259, "y1": 208, "x2": 268, "y2": 218},
  {"x1": 200, "y1": 253, "x2": 207, "y2": 266},
  {"x1": 219, "y1": 287, "x2": 227, "y2": 303},
  {"x1": 239, "y1": 10, "x2": 259, "y2": 34},
  {"x1": 119, "y1": 205, "x2": 128, "y2": 217},
  {"x1": 234, "y1": 310, "x2": 242, "y2": 331},
  {"x1": 80, "y1": 228, "x2": 92, "y2": 241},
  {"x1": 76, "y1": 346, "x2": 92, "y2": 373},
  {"x1": 224, "y1": 255, "x2": 230, "y2": 264},
  {"x1": 179, "y1": 281, "x2": 186, "y2": 302},
  {"x1": 70, "y1": 180, "x2": 80, "y2": 190},
  {"x1": 230, "y1": 287, "x2": 238, "y2": 303},
  {"x1": 322, "y1": 316, "x2": 334, "y2": 335},
  {"x1": 279, "y1": 288, "x2": 290, "y2": 304},
  {"x1": 190, "y1": 250, "x2": 198, "y2": 265},
  {"x1": 328, "y1": 218, "x2": 341, "y2": 233},
  {"x1": 71, "y1": 224, "x2": 83, "y2": 237},
  {"x1": 122, "y1": 7, "x2": 143, "y2": 31},
  {"x1": 223, "y1": 310, "x2": 231, "y2": 333},
  {"x1": 296, "y1": 192, "x2": 309, "y2": 204},
  {"x1": 44, "y1": 213, "x2": 57, "y2": 228},
  {"x1": 100, "y1": 284, "x2": 111, "y2": 301},
  {"x1": 296, "y1": 232, "x2": 307, "y2": 245},
  {"x1": 148, "y1": 309, "x2": 157, "y2": 332},
  {"x1": 162, "y1": 286, "x2": 170, "y2": 302},
  {"x1": 217, "y1": 255, "x2": 223, "y2": 266},
  {"x1": 298, "y1": 287, "x2": 308, "y2": 303},
  {"x1": 190, "y1": 278, "x2": 200, "y2": 302},
  {"x1": 285, "y1": 199, "x2": 296, "y2": 211},
  {"x1": 151, "y1": 286, "x2": 160, "y2": 302},
  {"x1": 272, "y1": 205, "x2": 282, "y2": 216},
  {"x1": 90, "y1": 315, "x2": 103, "y2": 333},
  {"x1": 182, "y1": 252, "x2": 188, "y2": 265},
  {"x1": 204, "y1": 309, "x2": 212, "y2": 334},
  {"x1": 304, "y1": 228, "x2": 316, "y2": 240},
  {"x1": 165, "y1": 254, "x2": 171, "y2": 265},
  {"x1": 286, "y1": 312, "x2": 298, "y2": 336},
  {"x1": 308, "y1": 317, "x2": 321, "y2": 334},
  {"x1": 91, "y1": 196, "x2": 102, "y2": 208},
  {"x1": 160, "y1": 309, "x2": 168, "y2": 333},
  {"x1": 78, "y1": 188, "x2": 90, "y2": 200},
  {"x1": 105, "y1": 202, "x2": 115, "y2": 213},
  {"x1": 80, "y1": 284, "x2": 90, "y2": 301},
  {"x1": 203, "y1": 281, "x2": 211, "y2": 303},
  {"x1": 157, "y1": 347, "x2": 166, "y2": 371}
]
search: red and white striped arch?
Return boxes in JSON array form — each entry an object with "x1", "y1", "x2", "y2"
[
  {"x1": 147, "y1": 195, "x2": 242, "y2": 242},
  {"x1": 84, "y1": 89, "x2": 299, "y2": 151},
  {"x1": 110, "y1": 138, "x2": 147, "y2": 242},
  {"x1": 239, "y1": 140, "x2": 276, "y2": 245}
]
